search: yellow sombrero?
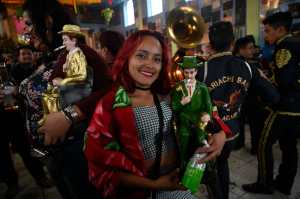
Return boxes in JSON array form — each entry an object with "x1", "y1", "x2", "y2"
[{"x1": 58, "y1": 24, "x2": 84, "y2": 36}]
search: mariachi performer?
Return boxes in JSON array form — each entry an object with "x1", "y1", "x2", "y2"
[
  {"x1": 243, "y1": 12, "x2": 300, "y2": 196},
  {"x1": 38, "y1": 24, "x2": 92, "y2": 126}
]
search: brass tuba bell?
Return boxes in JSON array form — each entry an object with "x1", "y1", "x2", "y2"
[{"x1": 167, "y1": 6, "x2": 205, "y2": 48}]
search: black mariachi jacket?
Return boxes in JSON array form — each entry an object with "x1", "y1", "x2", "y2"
[
  {"x1": 197, "y1": 52, "x2": 279, "y2": 137},
  {"x1": 272, "y1": 34, "x2": 300, "y2": 113}
]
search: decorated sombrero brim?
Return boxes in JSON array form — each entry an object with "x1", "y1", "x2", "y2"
[{"x1": 178, "y1": 56, "x2": 202, "y2": 69}]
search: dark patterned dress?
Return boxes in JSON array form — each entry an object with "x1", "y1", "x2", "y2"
[{"x1": 19, "y1": 65, "x2": 53, "y2": 146}]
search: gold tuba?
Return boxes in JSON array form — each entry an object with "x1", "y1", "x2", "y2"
[{"x1": 167, "y1": 6, "x2": 205, "y2": 49}]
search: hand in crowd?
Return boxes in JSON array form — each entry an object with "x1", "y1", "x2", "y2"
[
  {"x1": 195, "y1": 131, "x2": 226, "y2": 163},
  {"x1": 38, "y1": 112, "x2": 71, "y2": 145},
  {"x1": 154, "y1": 168, "x2": 186, "y2": 191}
]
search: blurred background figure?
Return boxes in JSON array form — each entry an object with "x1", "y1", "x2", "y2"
[
  {"x1": 18, "y1": 1, "x2": 111, "y2": 199},
  {"x1": 98, "y1": 30, "x2": 125, "y2": 67},
  {"x1": 197, "y1": 21, "x2": 279, "y2": 199},
  {"x1": 243, "y1": 11, "x2": 300, "y2": 197},
  {"x1": 233, "y1": 36, "x2": 255, "y2": 61},
  {"x1": 0, "y1": 49, "x2": 53, "y2": 199},
  {"x1": 233, "y1": 36, "x2": 275, "y2": 155},
  {"x1": 10, "y1": 45, "x2": 36, "y2": 84}
]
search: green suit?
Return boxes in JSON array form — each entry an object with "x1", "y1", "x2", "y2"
[{"x1": 171, "y1": 80, "x2": 212, "y2": 166}]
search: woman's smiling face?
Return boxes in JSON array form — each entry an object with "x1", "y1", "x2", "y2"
[{"x1": 128, "y1": 36, "x2": 162, "y2": 88}]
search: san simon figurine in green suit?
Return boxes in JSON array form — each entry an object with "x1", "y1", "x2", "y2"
[{"x1": 171, "y1": 56, "x2": 212, "y2": 168}]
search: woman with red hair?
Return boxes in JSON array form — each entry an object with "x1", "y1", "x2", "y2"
[{"x1": 84, "y1": 30, "x2": 197, "y2": 198}]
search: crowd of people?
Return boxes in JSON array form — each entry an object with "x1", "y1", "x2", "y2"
[{"x1": 0, "y1": 0, "x2": 299, "y2": 199}]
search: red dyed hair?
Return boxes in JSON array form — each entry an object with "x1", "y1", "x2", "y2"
[{"x1": 112, "y1": 30, "x2": 171, "y2": 95}]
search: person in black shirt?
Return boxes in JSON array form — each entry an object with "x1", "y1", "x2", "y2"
[
  {"x1": 233, "y1": 37, "x2": 272, "y2": 154},
  {"x1": 242, "y1": 12, "x2": 300, "y2": 196},
  {"x1": 196, "y1": 21, "x2": 279, "y2": 199},
  {"x1": 0, "y1": 47, "x2": 52, "y2": 199},
  {"x1": 20, "y1": 1, "x2": 111, "y2": 199},
  {"x1": 10, "y1": 45, "x2": 36, "y2": 84}
]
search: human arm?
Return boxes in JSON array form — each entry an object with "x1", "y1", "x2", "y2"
[
  {"x1": 39, "y1": 47, "x2": 112, "y2": 142},
  {"x1": 118, "y1": 168, "x2": 184, "y2": 191},
  {"x1": 195, "y1": 130, "x2": 226, "y2": 163},
  {"x1": 84, "y1": 93, "x2": 145, "y2": 197},
  {"x1": 84, "y1": 92, "x2": 184, "y2": 197},
  {"x1": 39, "y1": 105, "x2": 84, "y2": 145},
  {"x1": 196, "y1": 106, "x2": 228, "y2": 162},
  {"x1": 250, "y1": 65, "x2": 280, "y2": 105}
]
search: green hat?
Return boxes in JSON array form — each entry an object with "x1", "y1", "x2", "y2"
[{"x1": 178, "y1": 56, "x2": 201, "y2": 69}]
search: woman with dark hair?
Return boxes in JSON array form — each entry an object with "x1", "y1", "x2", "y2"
[
  {"x1": 19, "y1": 0, "x2": 111, "y2": 199},
  {"x1": 84, "y1": 30, "x2": 197, "y2": 199}
]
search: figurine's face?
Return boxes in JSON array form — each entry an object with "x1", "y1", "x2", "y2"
[
  {"x1": 62, "y1": 35, "x2": 77, "y2": 51},
  {"x1": 183, "y1": 68, "x2": 197, "y2": 81},
  {"x1": 128, "y1": 36, "x2": 162, "y2": 89}
]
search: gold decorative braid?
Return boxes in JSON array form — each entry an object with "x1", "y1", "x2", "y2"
[
  {"x1": 276, "y1": 34, "x2": 292, "y2": 45},
  {"x1": 275, "y1": 49, "x2": 291, "y2": 69},
  {"x1": 257, "y1": 108, "x2": 275, "y2": 184},
  {"x1": 258, "y1": 109, "x2": 300, "y2": 184},
  {"x1": 208, "y1": 52, "x2": 232, "y2": 61},
  {"x1": 277, "y1": 111, "x2": 300, "y2": 116}
]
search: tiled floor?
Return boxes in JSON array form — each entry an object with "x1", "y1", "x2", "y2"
[
  {"x1": 1, "y1": 126, "x2": 300, "y2": 199},
  {"x1": 228, "y1": 128, "x2": 300, "y2": 199}
]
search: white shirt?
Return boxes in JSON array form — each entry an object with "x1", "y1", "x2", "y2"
[{"x1": 184, "y1": 79, "x2": 196, "y2": 97}]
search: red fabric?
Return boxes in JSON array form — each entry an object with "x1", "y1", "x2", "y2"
[
  {"x1": 84, "y1": 87, "x2": 147, "y2": 199},
  {"x1": 212, "y1": 109, "x2": 233, "y2": 138}
]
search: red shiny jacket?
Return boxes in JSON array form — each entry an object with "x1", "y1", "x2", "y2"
[{"x1": 84, "y1": 86, "x2": 147, "y2": 199}]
